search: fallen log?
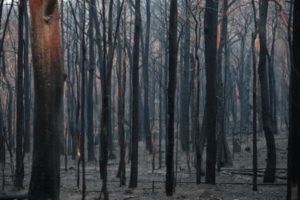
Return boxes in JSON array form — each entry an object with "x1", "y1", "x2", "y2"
[
  {"x1": 0, "y1": 194, "x2": 28, "y2": 200},
  {"x1": 229, "y1": 171, "x2": 287, "y2": 180}
]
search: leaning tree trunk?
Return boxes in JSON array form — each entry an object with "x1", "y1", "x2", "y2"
[
  {"x1": 287, "y1": 0, "x2": 300, "y2": 199},
  {"x1": 258, "y1": 0, "x2": 276, "y2": 183},
  {"x1": 165, "y1": 0, "x2": 177, "y2": 196},
  {"x1": 204, "y1": 0, "x2": 219, "y2": 185},
  {"x1": 28, "y1": 0, "x2": 65, "y2": 199}
]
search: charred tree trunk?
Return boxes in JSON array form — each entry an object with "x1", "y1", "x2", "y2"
[
  {"x1": 204, "y1": 0, "x2": 219, "y2": 185},
  {"x1": 190, "y1": 7, "x2": 202, "y2": 184},
  {"x1": 15, "y1": 0, "x2": 25, "y2": 190},
  {"x1": 116, "y1": 39, "x2": 127, "y2": 186},
  {"x1": 258, "y1": 0, "x2": 276, "y2": 183},
  {"x1": 23, "y1": 2, "x2": 31, "y2": 154},
  {"x1": 99, "y1": 0, "x2": 109, "y2": 198},
  {"x1": 165, "y1": 0, "x2": 177, "y2": 196},
  {"x1": 287, "y1": 1, "x2": 300, "y2": 199},
  {"x1": 129, "y1": 0, "x2": 141, "y2": 189},
  {"x1": 81, "y1": 0, "x2": 87, "y2": 198},
  {"x1": 142, "y1": 0, "x2": 152, "y2": 153},
  {"x1": 251, "y1": 0, "x2": 258, "y2": 192},
  {"x1": 28, "y1": 0, "x2": 65, "y2": 198},
  {"x1": 269, "y1": 14, "x2": 278, "y2": 135},
  {"x1": 87, "y1": 0, "x2": 95, "y2": 162},
  {"x1": 216, "y1": 0, "x2": 233, "y2": 171},
  {"x1": 116, "y1": 4, "x2": 126, "y2": 186},
  {"x1": 7, "y1": 89, "x2": 13, "y2": 150},
  {"x1": 179, "y1": 1, "x2": 191, "y2": 154}
]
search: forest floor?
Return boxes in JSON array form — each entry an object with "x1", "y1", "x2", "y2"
[{"x1": 1, "y1": 131, "x2": 288, "y2": 199}]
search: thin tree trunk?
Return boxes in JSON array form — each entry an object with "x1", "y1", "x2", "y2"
[{"x1": 81, "y1": 0, "x2": 87, "y2": 198}]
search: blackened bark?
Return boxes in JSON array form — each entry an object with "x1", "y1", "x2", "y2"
[
  {"x1": 7, "y1": 90, "x2": 13, "y2": 149},
  {"x1": 258, "y1": 0, "x2": 276, "y2": 183},
  {"x1": 142, "y1": 0, "x2": 152, "y2": 153},
  {"x1": 106, "y1": 0, "x2": 115, "y2": 160},
  {"x1": 239, "y1": 34, "x2": 247, "y2": 136},
  {"x1": 81, "y1": 0, "x2": 87, "y2": 198},
  {"x1": 15, "y1": 0, "x2": 24, "y2": 190},
  {"x1": 87, "y1": 0, "x2": 95, "y2": 162},
  {"x1": 28, "y1": 0, "x2": 64, "y2": 198},
  {"x1": 251, "y1": 0, "x2": 258, "y2": 192},
  {"x1": 129, "y1": 0, "x2": 141, "y2": 189},
  {"x1": 190, "y1": 7, "x2": 202, "y2": 184},
  {"x1": 216, "y1": 0, "x2": 232, "y2": 170},
  {"x1": 252, "y1": 33, "x2": 258, "y2": 191},
  {"x1": 23, "y1": 3, "x2": 31, "y2": 154},
  {"x1": 165, "y1": 0, "x2": 177, "y2": 196},
  {"x1": 179, "y1": 2, "x2": 191, "y2": 153},
  {"x1": 288, "y1": 0, "x2": 300, "y2": 199},
  {"x1": 0, "y1": 100, "x2": 4, "y2": 166},
  {"x1": 99, "y1": 0, "x2": 109, "y2": 198},
  {"x1": 204, "y1": 0, "x2": 219, "y2": 185},
  {"x1": 116, "y1": 16, "x2": 127, "y2": 185},
  {"x1": 269, "y1": 15, "x2": 278, "y2": 135}
]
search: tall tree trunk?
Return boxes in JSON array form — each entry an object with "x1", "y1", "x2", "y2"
[
  {"x1": 258, "y1": 0, "x2": 276, "y2": 183},
  {"x1": 87, "y1": 0, "x2": 95, "y2": 162},
  {"x1": 216, "y1": 0, "x2": 233, "y2": 170},
  {"x1": 15, "y1": 0, "x2": 24, "y2": 190},
  {"x1": 129, "y1": 0, "x2": 141, "y2": 189},
  {"x1": 81, "y1": 0, "x2": 87, "y2": 198},
  {"x1": 23, "y1": 2, "x2": 31, "y2": 153},
  {"x1": 251, "y1": 0, "x2": 258, "y2": 191},
  {"x1": 269, "y1": 14, "x2": 278, "y2": 135},
  {"x1": 165, "y1": 0, "x2": 177, "y2": 196},
  {"x1": 142, "y1": 0, "x2": 152, "y2": 153},
  {"x1": 190, "y1": 8, "x2": 202, "y2": 184},
  {"x1": 179, "y1": 1, "x2": 191, "y2": 154},
  {"x1": 287, "y1": 0, "x2": 300, "y2": 199},
  {"x1": 204, "y1": 0, "x2": 219, "y2": 185},
  {"x1": 116, "y1": 11, "x2": 127, "y2": 185},
  {"x1": 28, "y1": 0, "x2": 65, "y2": 198},
  {"x1": 99, "y1": 0, "x2": 109, "y2": 198}
]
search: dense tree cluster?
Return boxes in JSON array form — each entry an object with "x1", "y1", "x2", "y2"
[{"x1": 0, "y1": 0, "x2": 298, "y2": 199}]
